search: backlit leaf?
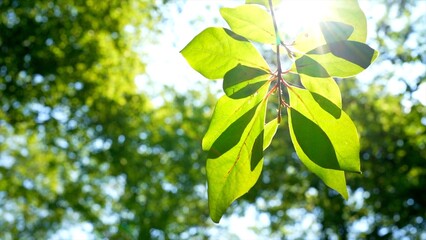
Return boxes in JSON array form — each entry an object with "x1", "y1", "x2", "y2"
[
  {"x1": 325, "y1": 41, "x2": 377, "y2": 69},
  {"x1": 181, "y1": 0, "x2": 377, "y2": 222},
  {"x1": 264, "y1": 118, "x2": 279, "y2": 150},
  {"x1": 221, "y1": 5, "x2": 276, "y2": 44},
  {"x1": 203, "y1": 83, "x2": 270, "y2": 223},
  {"x1": 294, "y1": 55, "x2": 330, "y2": 78},
  {"x1": 223, "y1": 64, "x2": 270, "y2": 99},
  {"x1": 320, "y1": 21, "x2": 354, "y2": 44},
  {"x1": 293, "y1": 0, "x2": 367, "y2": 53},
  {"x1": 292, "y1": 9, "x2": 378, "y2": 78},
  {"x1": 304, "y1": 42, "x2": 379, "y2": 77},
  {"x1": 287, "y1": 85, "x2": 362, "y2": 198},
  {"x1": 288, "y1": 107, "x2": 349, "y2": 199},
  {"x1": 293, "y1": 38, "x2": 378, "y2": 78},
  {"x1": 300, "y1": 74, "x2": 342, "y2": 108},
  {"x1": 180, "y1": 27, "x2": 270, "y2": 80},
  {"x1": 289, "y1": 86, "x2": 360, "y2": 172}
]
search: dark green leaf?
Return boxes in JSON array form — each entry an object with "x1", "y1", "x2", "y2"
[
  {"x1": 288, "y1": 86, "x2": 361, "y2": 173},
  {"x1": 207, "y1": 106, "x2": 258, "y2": 159},
  {"x1": 287, "y1": 85, "x2": 362, "y2": 199},
  {"x1": 294, "y1": 55, "x2": 330, "y2": 78},
  {"x1": 288, "y1": 108, "x2": 348, "y2": 200},
  {"x1": 320, "y1": 21, "x2": 354, "y2": 44},
  {"x1": 302, "y1": 41, "x2": 379, "y2": 77},
  {"x1": 290, "y1": 108, "x2": 340, "y2": 170},
  {"x1": 328, "y1": 41, "x2": 377, "y2": 69},
  {"x1": 223, "y1": 64, "x2": 270, "y2": 99}
]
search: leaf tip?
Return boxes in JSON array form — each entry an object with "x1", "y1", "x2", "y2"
[
  {"x1": 210, "y1": 215, "x2": 221, "y2": 224},
  {"x1": 209, "y1": 203, "x2": 224, "y2": 224}
]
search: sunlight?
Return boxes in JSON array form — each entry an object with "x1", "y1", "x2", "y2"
[{"x1": 276, "y1": 0, "x2": 332, "y2": 39}]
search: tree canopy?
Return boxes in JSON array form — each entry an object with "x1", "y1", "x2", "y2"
[{"x1": 1, "y1": 0, "x2": 213, "y2": 239}]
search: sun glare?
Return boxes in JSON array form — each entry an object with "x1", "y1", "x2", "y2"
[{"x1": 276, "y1": 0, "x2": 332, "y2": 39}]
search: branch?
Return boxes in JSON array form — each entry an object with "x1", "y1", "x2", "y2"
[{"x1": 268, "y1": 0, "x2": 285, "y2": 123}]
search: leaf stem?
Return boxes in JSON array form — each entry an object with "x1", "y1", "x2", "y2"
[{"x1": 268, "y1": 0, "x2": 285, "y2": 123}]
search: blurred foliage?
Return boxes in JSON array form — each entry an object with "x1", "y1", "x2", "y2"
[
  {"x1": 0, "y1": 0, "x2": 214, "y2": 239},
  {"x1": 0, "y1": 0, "x2": 425, "y2": 239}
]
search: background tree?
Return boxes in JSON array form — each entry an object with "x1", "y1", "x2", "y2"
[{"x1": 0, "y1": 0, "x2": 214, "y2": 239}]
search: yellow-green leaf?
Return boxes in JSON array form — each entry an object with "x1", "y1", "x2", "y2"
[
  {"x1": 287, "y1": 85, "x2": 362, "y2": 198},
  {"x1": 293, "y1": 0, "x2": 367, "y2": 53},
  {"x1": 180, "y1": 27, "x2": 269, "y2": 80},
  {"x1": 220, "y1": 4, "x2": 276, "y2": 44},
  {"x1": 294, "y1": 55, "x2": 330, "y2": 78},
  {"x1": 303, "y1": 42, "x2": 379, "y2": 77},
  {"x1": 288, "y1": 107, "x2": 349, "y2": 199},
  {"x1": 203, "y1": 83, "x2": 271, "y2": 223},
  {"x1": 300, "y1": 74, "x2": 342, "y2": 109}
]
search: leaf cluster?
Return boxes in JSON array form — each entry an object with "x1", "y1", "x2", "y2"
[{"x1": 181, "y1": 0, "x2": 378, "y2": 222}]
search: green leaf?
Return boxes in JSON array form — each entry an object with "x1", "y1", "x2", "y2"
[
  {"x1": 291, "y1": 4, "x2": 379, "y2": 78},
  {"x1": 288, "y1": 107, "x2": 348, "y2": 199},
  {"x1": 220, "y1": 5, "x2": 276, "y2": 44},
  {"x1": 304, "y1": 41, "x2": 379, "y2": 77},
  {"x1": 326, "y1": 41, "x2": 377, "y2": 69},
  {"x1": 203, "y1": 83, "x2": 270, "y2": 223},
  {"x1": 320, "y1": 21, "x2": 354, "y2": 44},
  {"x1": 287, "y1": 86, "x2": 362, "y2": 198},
  {"x1": 180, "y1": 27, "x2": 270, "y2": 80},
  {"x1": 300, "y1": 74, "x2": 342, "y2": 109},
  {"x1": 289, "y1": 86, "x2": 360, "y2": 172},
  {"x1": 293, "y1": 0, "x2": 367, "y2": 53},
  {"x1": 293, "y1": 37, "x2": 379, "y2": 78},
  {"x1": 223, "y1": 64, "x2": 270, "y2": 99},
  {"x1": 326, "y1": 0, "x2": 367, "y2": 42},
  {"x1": 263, "y1": 118, "x2": 278, "y2": 150},
  {"x1": 294, "y1": 55, "x2": 330, "y2": 78}
]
